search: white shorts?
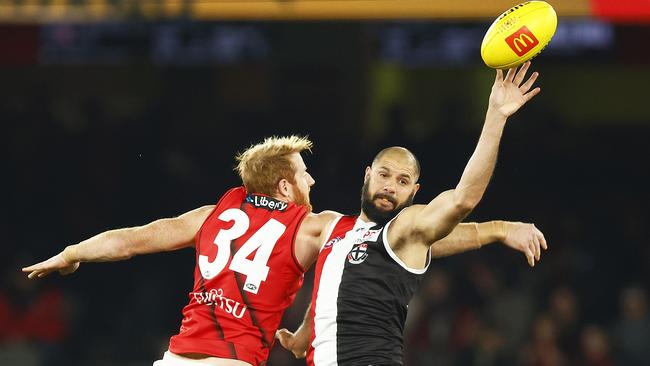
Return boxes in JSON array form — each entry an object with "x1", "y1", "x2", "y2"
[{"x1": 152, "y1": 351, "x2": 252, "y2": 366}]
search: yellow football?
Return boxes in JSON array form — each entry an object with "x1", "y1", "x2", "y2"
[{"x1": 481, "y1": 1, "x2": 558, "y2": 69}]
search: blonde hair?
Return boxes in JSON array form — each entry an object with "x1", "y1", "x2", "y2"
[{"x1": 235, "y1": 135, "x2": 313, "y2": 196}]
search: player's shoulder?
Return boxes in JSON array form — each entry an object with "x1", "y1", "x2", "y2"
[
  {"x1": 299, "y1": 210, "x2": 342, "y2": 236},
  {"x1": 307, "y1": 210, "x2": 343, "y2": 225},
  {"x1": 388, "y1": 204, "x2": 427, "y2": 234},
  {"x1": 394, "y1": 204, "x2": 426, "y2": 222},
  {"x1": 194, "y1": 205, "x2": 217, "y2": 216},
  {"x1": 313, "y1": 210, "x2": 343, "y2": 219},
  {"x1": 176, "y1": 205, "x2": 215, "y2": 220},
  {"x1": 294, "y1": 211, "x2": 344, "y2": 258}
]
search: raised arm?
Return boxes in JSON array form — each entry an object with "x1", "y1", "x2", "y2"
[
  {"x1": 391, "y1": 62, "x2": 540, "y2": 246},
  {"x1": 22, "y1": 205, "x2": 214, "y2": 279},
  {"x1": 431, "y1": 221, "x2": 548, "y2": 267}
]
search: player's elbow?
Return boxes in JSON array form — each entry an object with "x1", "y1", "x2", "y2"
[
  {"x1": 453, "y1": 192, "x2": 479, "y2": 216},
  {"x1": 457, "y1": 199, "x2": 476, "y2": 215}
]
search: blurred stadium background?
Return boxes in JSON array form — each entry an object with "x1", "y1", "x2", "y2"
[{"x1": 2, "y1": 1, "x2": 649, "y2": 365}]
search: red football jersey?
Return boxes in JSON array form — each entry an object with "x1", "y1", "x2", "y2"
[{"x1": 169, "y1": 187, "x2": 308, "y2": 366}]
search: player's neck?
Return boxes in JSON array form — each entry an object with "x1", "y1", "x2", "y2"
[
  {"x1": 270, "y1": 192, "x2": 291, "y2": 203},
  {"x1": 272, "y1": 195, "x2": 289, "y2": 202},
  {"x1": 358, "y1": 211, "x2": 373, "y2": 224}
]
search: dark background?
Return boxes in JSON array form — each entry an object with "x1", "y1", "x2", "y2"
[{"x1": 2, "y1": 17, "x2": 649, "y2": 366}]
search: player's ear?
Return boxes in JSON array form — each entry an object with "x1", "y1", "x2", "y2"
[
  {"x1": 364, "y1": 167, "x2": 371, "y2": 183},
  {"x1": 413, "y1": 183, "x2": 420, "y2": 197},
  {"x1": 277, "y1": 178, "x2": 291, "y2": 198}
]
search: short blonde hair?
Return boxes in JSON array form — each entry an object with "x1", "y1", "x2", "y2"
[{"x1": 235, "y1": 135, "x2": 313, "y2": 196}]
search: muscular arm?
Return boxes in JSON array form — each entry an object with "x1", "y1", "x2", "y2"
[
  {"x1": 430, "y1": 222, "x2": 499, "y2": 258},
  {"x1": 391, "y1": 63, "x2": 540, "y2": 246},
  {"x1": 431, "y1": 221, "x2": 548, "y2": 267},
  {"x1": 22, "y1": 205, "x2": 214, "y2": 279}
]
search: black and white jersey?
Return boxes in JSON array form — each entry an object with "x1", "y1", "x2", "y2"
[{"x1": 307, "y1": 215, "x2": 431, "y2": 366}]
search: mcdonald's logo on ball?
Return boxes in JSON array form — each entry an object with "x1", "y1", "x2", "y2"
[{"x1": 505, "y1": 26, "x2": 540, "y2": 57}]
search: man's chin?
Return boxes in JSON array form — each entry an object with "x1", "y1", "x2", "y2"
[
  {"x1": 374, "y1": 199, "x2": 396, "y2": 211},
  {"x1": 374, "y1": 202, "x2": 396, "y2": 213},
  {"x1": 368, "y1": 204, "x2": 398, "y2": 219}
]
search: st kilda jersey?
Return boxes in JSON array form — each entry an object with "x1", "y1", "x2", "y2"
[
  {"x1": 307, "y1": 215, "x2": 431, "y2": 366},
  {"x1": 169, "y1": 187, "x2": 308, "y2": 366}
]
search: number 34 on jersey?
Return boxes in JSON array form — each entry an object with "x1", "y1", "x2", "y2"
[{"x1": 198, "y1": 208, "x2": 287, "y2": 294}]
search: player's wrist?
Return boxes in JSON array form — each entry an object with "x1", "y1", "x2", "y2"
[
  {"x1": 61, "y1": 245, "x2": 79, "y2": 264},
  {"x1": 479, "y1": 220, "x2": 506, "y2": 243},
  {"x1": 474, "y1": 221, "x2": 501, "y2": 247},
  {"x1": 468, "y1": 222, "x2": 482, "y2": 249},
  {"x1": 486, "y1": 107, "x2": 509, "y2": 124},
  {"x1": 493, "y1": 220, "x2": 507, "y2": 242}
]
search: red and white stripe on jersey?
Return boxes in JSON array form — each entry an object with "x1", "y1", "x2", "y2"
[{"x1": 307, "y1": 216, "x2": 376, "y2": 366}]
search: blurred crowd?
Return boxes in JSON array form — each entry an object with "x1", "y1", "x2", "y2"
[
  {"x1": 0, "y1": 257, "x2": 71, "y2": 366},
  {"x1": 404, "y1": 267, "x2": 650, "y2": 366}
]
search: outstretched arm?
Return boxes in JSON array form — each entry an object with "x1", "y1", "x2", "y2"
[
  {"x1": 391, "y1": 62, "x2": 540, "y2": 246},
  {"x1": 22, "y1": 205, "x2": 214, "y2": 279},
  {"x1": 431, "y1": 221, "x2": 548, "y2": 267}
]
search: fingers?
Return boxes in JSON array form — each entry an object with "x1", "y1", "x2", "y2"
[
  {"x1": 23, "y1": 265, "x2": 50, "y2": 278},
  {"x1": 523, "y1": 87, "x2": 541, "y2": 102},
  {"x1": 275, "y1": 329, "x2": 307, "y2": 359},
  {"x1": 276, "y1": 328, "x2": 292, "y2": 337},
  {"x1": 539, "y1": 232, "x2": 548, "y2": 250},
  {"x1": 505, "y1": 66, "x2": 516, "y2": 82},
  {"x1": 23, "y1": 255, "x2": 76, "y2": 279},
  {"x1": 513, "y1": 61, "x2": 531, "y2": 86},
  {"x1": 532, "y1": 225, "x2": 548, "y2": 251},
  {"x1": 38, "y1": 270, "x2": 54, "y2": 278},
  {"x1": 275, "y1": 329, "x2": 293, "y2": 348},
  {"x1": 275, "y1": 329, "x2": 290, "y2": 340},
  {"x1": 520, "y1": 71, "x2": 539, "y2": 92},
  {"x1": 22, "y1": 260, "x2": 47, "y2": 273},
  {"x1": 532, "y1": 235, "x2": 541, "y2": 261},
  {"x1": 27, "y1": 269, "x2": 53, "y2": 279},
  {"x1": 524, "y1": 246, "x2": 535, "y2": 267},
  {"x1": 495, "y1": 69, "x2": 504, "y2": 83}
]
